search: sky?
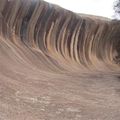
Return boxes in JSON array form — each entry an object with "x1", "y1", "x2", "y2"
[{"x1": 45, "y1": 0, "x2": 115, "y2": 18}]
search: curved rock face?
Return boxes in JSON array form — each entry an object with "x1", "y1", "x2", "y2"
[
  {"x1": 0, "y1": 0, "x2": 120, "y2": 71},
  {"x1": 0, "y1": 0, "x2": 120, "y2": 120}
]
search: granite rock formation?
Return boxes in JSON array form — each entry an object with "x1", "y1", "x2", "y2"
[{"x1": 0, "y1": 0, "x2": 120, "y2": 120}]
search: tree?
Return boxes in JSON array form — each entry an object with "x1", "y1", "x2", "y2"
[{"x1": 114, "y1": 0, "x2": 120, "y2": 18}]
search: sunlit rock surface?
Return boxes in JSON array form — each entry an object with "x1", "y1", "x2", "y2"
[{"x1": 0, "y1": 0, "x2": 120, "y2": 120}]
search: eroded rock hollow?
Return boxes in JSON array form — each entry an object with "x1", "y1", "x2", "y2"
[{"x1": 0, "y1": 0, "x2": 120, "y2": 120}]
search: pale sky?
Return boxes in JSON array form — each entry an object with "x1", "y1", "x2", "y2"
[{"x1": 45, "y1": 0, "x2": 115, "y2": 18}]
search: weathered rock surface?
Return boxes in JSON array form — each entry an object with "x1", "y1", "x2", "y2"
[{"x1": 0, "y1": 0, "x2": 120, "y2": 120}]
